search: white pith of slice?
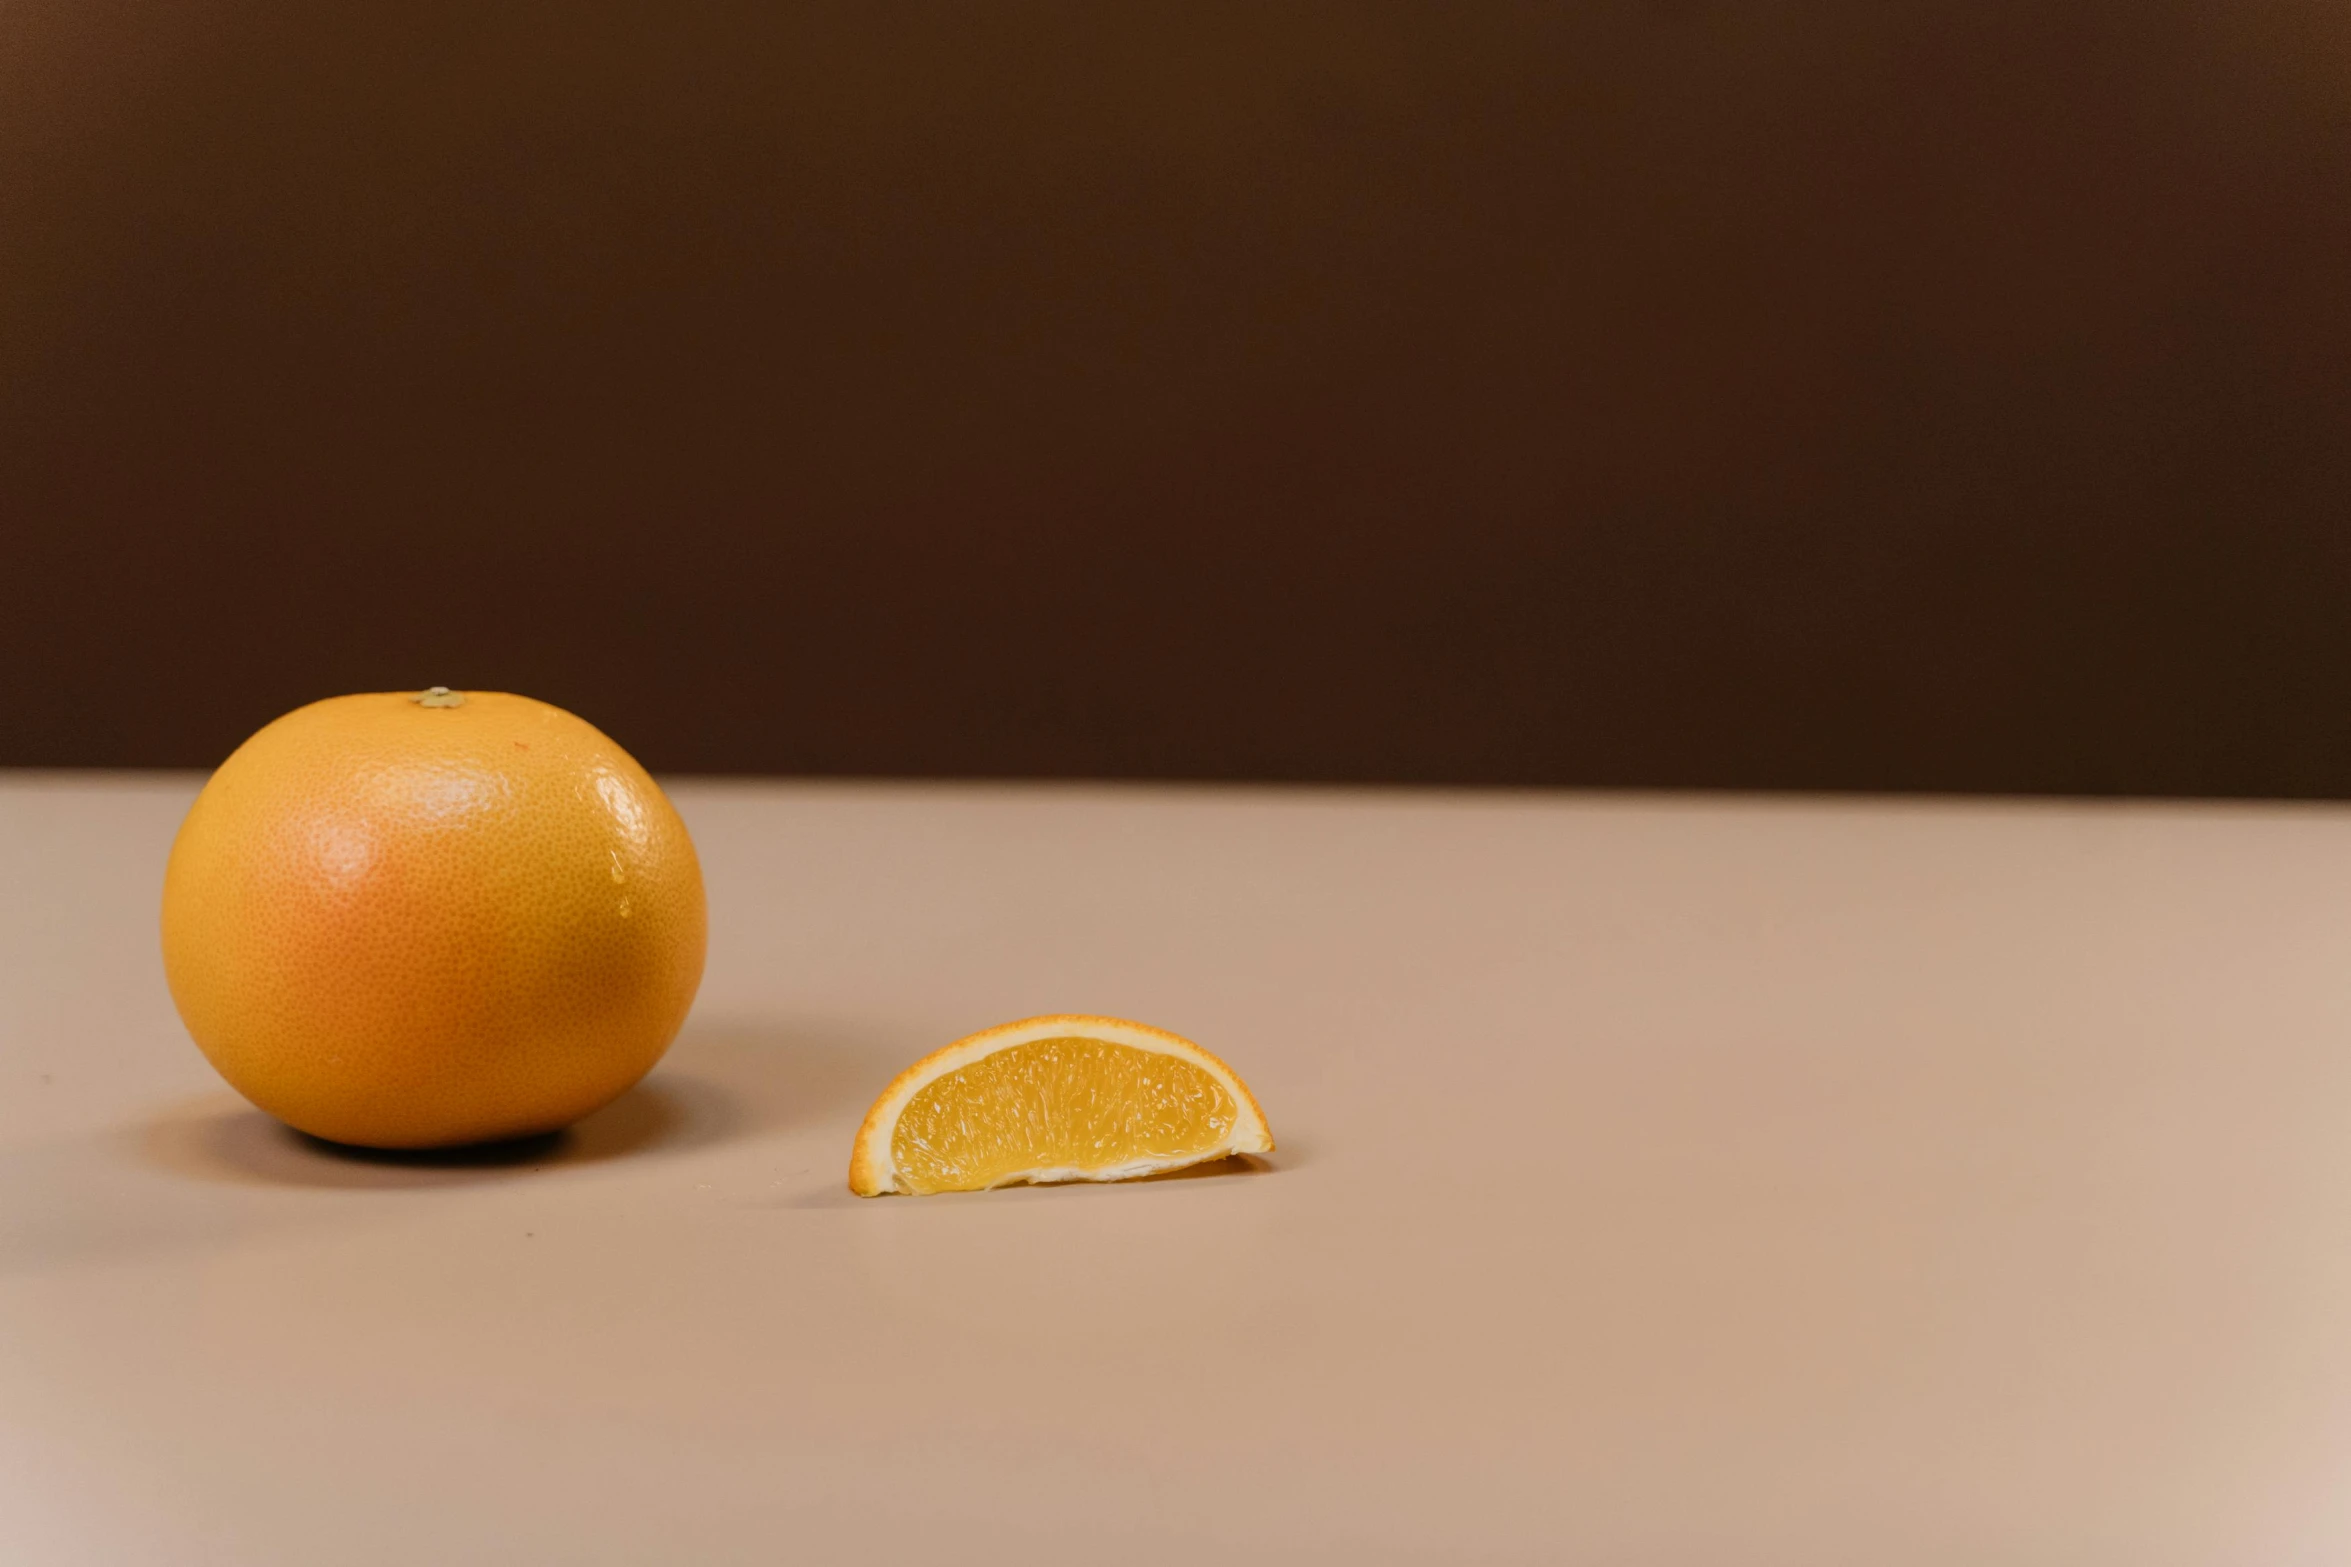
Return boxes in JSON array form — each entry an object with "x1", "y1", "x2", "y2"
[{"x1": 848, "y1": 1014, "x2": 1275, "y2": 1197}]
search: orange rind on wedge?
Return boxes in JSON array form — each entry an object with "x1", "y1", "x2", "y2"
[{"x1": 849, "y1": 1015, "x2": 1273, "y2": 1196}]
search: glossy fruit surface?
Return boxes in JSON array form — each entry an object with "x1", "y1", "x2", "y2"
[{"x1": 161, "y1": 689, "x2": 705, "y2": 1148}]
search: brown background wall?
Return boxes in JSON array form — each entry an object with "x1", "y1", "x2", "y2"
[{"x1": 4, "y1": 2, "x2": 2347, "y2": 794}]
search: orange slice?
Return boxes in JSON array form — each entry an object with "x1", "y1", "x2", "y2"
[{"x1": 849, "y1": 1015, "x2": 1274, "y2": 1196}]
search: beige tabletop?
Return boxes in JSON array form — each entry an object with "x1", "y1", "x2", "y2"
[{"x1": 5, "y1": 773, "x2": 2351, "y2": 1565}]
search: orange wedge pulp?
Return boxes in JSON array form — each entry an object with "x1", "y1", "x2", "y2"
[{"x1": 849, "y1": 1015, "x2": 1273, "y2": 1196}]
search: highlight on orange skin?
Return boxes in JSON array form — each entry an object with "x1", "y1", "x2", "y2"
[{"x1": 161, "y1": 689, "x2": 706, "y2": 1149}]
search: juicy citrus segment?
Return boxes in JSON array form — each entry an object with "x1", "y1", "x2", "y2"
[
  {"x1": 893, "y1": 1037, "x2": 1238, "y2": 1192},
  {"x1": 850, "y1": 1015, "x2": 1273, "y2": 1196}
]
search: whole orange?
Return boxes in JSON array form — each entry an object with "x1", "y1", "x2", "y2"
[{"x1": 160, "y1": 689, "x2": 706, "y2": 1148}]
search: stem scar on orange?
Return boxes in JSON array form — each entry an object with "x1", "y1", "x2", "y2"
[{"x1": 160, "y1": 689, "x2": 707, "y2": 1149}]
